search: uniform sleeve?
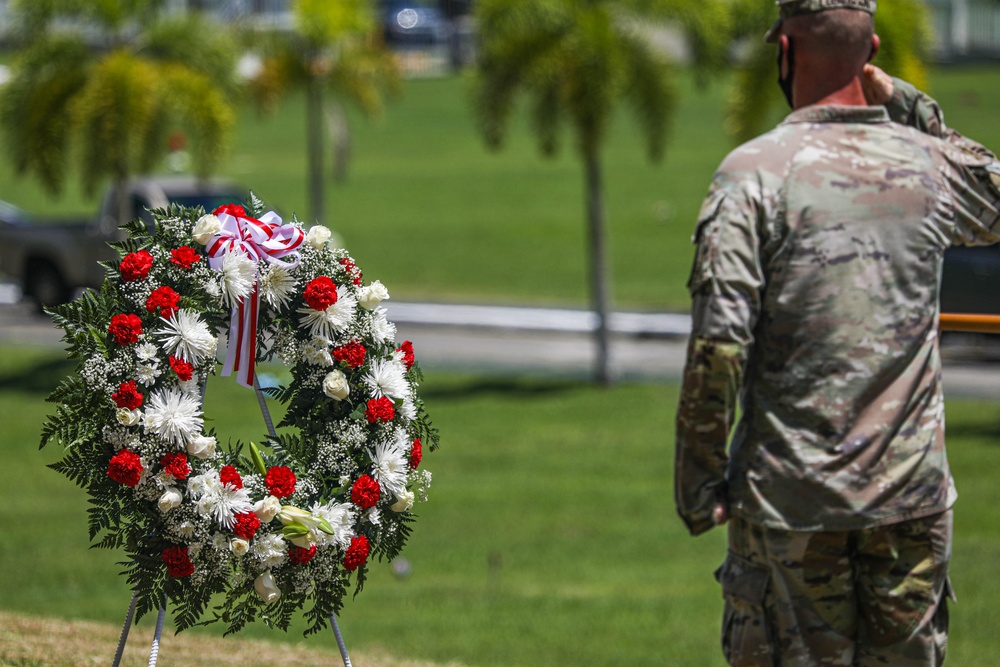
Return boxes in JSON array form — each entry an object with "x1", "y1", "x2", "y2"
[
  {"x1": 883, "y1": 77, "x2": 946, "y2": 137},
  {"x1": 885, "y1": 77, "x2": 1000, "y2": 245},
  {"x1": 674, "y1": 337, "x2": 746, "y2": 535},
  {"x1": 674, "y1": 175, "x2": 763, "y2": 535}
]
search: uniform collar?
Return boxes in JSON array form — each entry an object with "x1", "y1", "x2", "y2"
[{"x1": 782, "y1": 105, "x2": 890, "y2": 125}]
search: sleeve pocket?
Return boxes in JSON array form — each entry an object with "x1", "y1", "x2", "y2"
[
  {"x1": 716, "y1": 553, "x2": 773, "y2": 666},
  {"x1": 687, "y1": 197, "x2": 724, "y2": 293}
]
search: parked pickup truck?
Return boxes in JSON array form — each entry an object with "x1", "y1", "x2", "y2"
[{"x1": 0, "y1": 176, "x2": 248, "y2": 309}]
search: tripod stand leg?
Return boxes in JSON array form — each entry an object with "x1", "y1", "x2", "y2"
[
  {"x1": 330, "y1": 614, "x2": 353, "y2": 667},
  {"x1": 147, "y1": 601, "x2": 167, "y2": 667},
  {"x1": 112, "y1": 590, "x2": 139, "y2": 667}
]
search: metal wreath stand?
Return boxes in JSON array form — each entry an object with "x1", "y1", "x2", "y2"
[{"x1": 111, "y1": 376, "x2": 353, "y2": 667}]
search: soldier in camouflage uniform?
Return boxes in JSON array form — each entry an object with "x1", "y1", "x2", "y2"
[{"x1": 674, "y1": 0, "x2": 1000, "y2": 664}]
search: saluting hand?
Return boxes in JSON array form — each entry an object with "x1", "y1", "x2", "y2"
[{"x1": 862, "y1": 64, "x2": 894, "y2": 106}]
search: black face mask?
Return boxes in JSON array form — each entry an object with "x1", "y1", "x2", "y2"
[{"x1": 777, "y1": 37, "x2": 795, "y2": 109}]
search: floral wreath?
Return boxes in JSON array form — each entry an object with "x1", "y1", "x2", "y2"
[{"x1": 41, "y1": 194, "x2": 438, "y2": 635}]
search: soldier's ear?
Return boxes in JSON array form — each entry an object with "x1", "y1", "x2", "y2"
[
  {"x1": 869, "y1": 34, "x2": 880, "y2": 62},
  {"x1": 778, "y1": 34, "x2": 791, "y2": 77}
]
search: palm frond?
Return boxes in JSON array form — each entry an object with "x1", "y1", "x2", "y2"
[
  {"x1": 69, "y1": 50, "x2": 160, "y2": 194},
  {"x1": 0, "y1": 35, "x2": 90, "y2": 194},
  {"x1": 139, "y1": 15, "x2": 240, "y2": 95}
]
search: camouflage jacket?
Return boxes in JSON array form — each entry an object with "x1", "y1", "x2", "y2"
[{"x1": 675, "y1": 80, "x2": 1000, "y2": 535}]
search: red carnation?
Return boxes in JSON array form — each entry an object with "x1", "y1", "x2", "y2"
[
  {"x1": 219, "y1": 465, "x2": 243, "y2": 489},
  {"x1": 343, "y1": 535, "x2": 370, "y2": 571},
  {"x1": 303, "y1": 276, "x2": 338, "y2": 311},
  {"x1": 112, "y1": 380, "x2": 143, "y2": 410},
  {"x1": 233, "y1": 511, "x2": 261, "y2": 540},
  {"x1": 289, "y1": 545, "x2": 317, "y2": 565},
  {"x1": 398, "y1": 340, "x2": 415, "y2": 371},
  {"x1": 169, "y1": 355, "x2": 195, "y2": 382},
  {"x1": 107, "y1": 449, "x2": 144, "y2": 487},
  {"x1": 265, "y1": 466, "x2": 296, "y2": 498},
  {"x1": 332, "y1": 341, "x2": 366, "y2": 368},
  {"x1": 119, "y1": 250, "x2": 153, "y2": 282},
  {"x1": 170, "y1": 246, "x2": 201, "y2": 269},
  {"x1": 162, "y1": 546, "x2": 195, "y2": 578},
  {"x1": 351, "y1": 474, "x2": 380, "y2": 509},
  {"x1": 159, "y1": 452, "x2": 190, "y2": 481},
  {"x1": 365, "y1": 396, "x2": 395, "y2": 424},
  {"x1": 214, "y1": 203, "x2": 247, "y2": 218},
  {"x1": 409, "y1": 438, "x2": 423, "y2": 470},
  {"x1": 146, "y1": 286, "x2": 181, "y2": 319},
  {"x1": 108, "y1": 313, "x2": 143, "y2": 345}
]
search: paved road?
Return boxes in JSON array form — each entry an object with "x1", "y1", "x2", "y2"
[{"x1": 2, "y1": 297, "x2": 999, "y2": 398}]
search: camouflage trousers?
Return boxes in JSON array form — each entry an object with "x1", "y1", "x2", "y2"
[{"x1": 717, "y1": 510, "x2": 953, "y2": 666}]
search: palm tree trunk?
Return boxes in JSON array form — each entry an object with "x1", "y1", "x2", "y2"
[
  {"x1": 326, "y1": 102, "x2": 352, "y2": 183},
  {"x1": 306, "y1": 76, "x2": 325, "y2": 225},
  {"x1": 584, "y1": 151, "x2": 612, "y2": 386}
]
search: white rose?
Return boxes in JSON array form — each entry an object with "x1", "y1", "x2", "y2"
[
  {"x1": 358, "y1": 280, "x2": 390, "y2": 311},
  {"x1": 158, "y1": 488, "x2": 183, "y2": 513},
  {"x1": 254, "y1": 571, "x2": 282, "y2": 603},
  {"x1": 305, "y1": 225, "x2": 332, "y2": 249},
  {"x1": 253, "y1": 495, "x2": 282, "y2": 523},
  {"x1": 390, "y1": 490, "x2": 414, "y2": 513},
  {"x1": 186, "y1": 435, "x2": 217, "y2": 460},
  {"x1": 230, "y1": 538, "x2": 250, "y2": 557},
  {"x1": 116, "y1": 408, "x2": 141, "y2": 426},
  {"x1": 192, "y1": 214, "x2": 222, "y2": 245},
  {"x1": 322, "y1": 369, "x2": 350, "y2": 400}
]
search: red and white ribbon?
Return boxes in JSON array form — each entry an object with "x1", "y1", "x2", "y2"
[{"x1": 207, "y1": 205, "x2": 305, "y2": 388}]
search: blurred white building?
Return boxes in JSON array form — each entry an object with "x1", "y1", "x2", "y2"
[{"x1": 925, "y1": 0, "x2": 1000, "y2": 60}]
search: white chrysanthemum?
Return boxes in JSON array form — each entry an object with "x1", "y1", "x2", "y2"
[
  {"x1": 188, "y1": 470, "x2": 253, "y2": 530},
  {"x1": 301, "y1": 337, "x2": 333, "y2": 367},
  {"x1": 143, "y1": 387, "x2": 203, "y2": 447},
  {"x1": 371, "y1": 436, "x2": 409, "y2": 496},
  {"x1": 370, "y1": 307, "x2": 396, "y2": 343},
  {"x1": 211, "y1": 532, "x2": 230, "y2": 550},
  {"x1": 204, "y1": 278, "x2": 221, "y2": 299},
  {"x1": 363, "y1": 358, "x2": 409, "y2": 400},
  {"x1": 187, "y1": 471, "x2": 221, "y2": 498},
  {"x1": 219, "y1": 251, "x2": 257, "y2": 308},
  {"x1": 251, "y1": 533, "x2": 288, "y2": 569},
  {"x1": 135, "y1": 363, "x2": 161, "y2": 387},
  {"x1": 135, "y1": 342, "x2": 158, "y2": 362},
  {"x1": 259, "y1": 264, "x2": 297, "y2": 310},
  {"x1": 155, "y1": 309, "x2": 217, "y2": 363},
  {"x1": 398, "y1": 394, "x2": 417, "y2": 421},
  {"x1": 296, "y1": 285, "x2": 357, "y2": 339},
  {"x1": 310, "y1": 500, "x2": 356, "y2": 549},
  {"x1": 179, "y1": 378, "x2": 202, "y2": 397}
]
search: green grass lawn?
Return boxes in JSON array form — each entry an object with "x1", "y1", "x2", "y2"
[
  {"x1": 1, "y1": 65, "x2": 997, "y2": 312},
  {"x1": 3, "y1": 345, "x2": 1000, "y2": 666}
]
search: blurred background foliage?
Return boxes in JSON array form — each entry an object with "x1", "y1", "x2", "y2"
[{"x1": 0, "y1": 0, "x2": 995, "y2": 317}]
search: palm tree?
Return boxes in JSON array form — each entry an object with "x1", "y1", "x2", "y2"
[
  {"x1": 0, "y1": 0, "x2": 238, "y2": 222},
  {"x1": 725, "y1": 0, "x2": 933, "y2": 143},
  {"x1": 246, "y1": 0, "x2": 401, "y2": 226},
  {"x1": 472, "y1": 0, "x2": 729, "y2": 385}
]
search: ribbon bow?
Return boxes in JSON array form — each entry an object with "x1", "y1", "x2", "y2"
[{"x1": 207, "y1": 204, "x2": 305, "y2": 388}]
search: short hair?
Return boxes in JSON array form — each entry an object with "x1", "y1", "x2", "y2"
[{"x1": 785, "y1": 9, "x2": 875, "y2": 69}]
